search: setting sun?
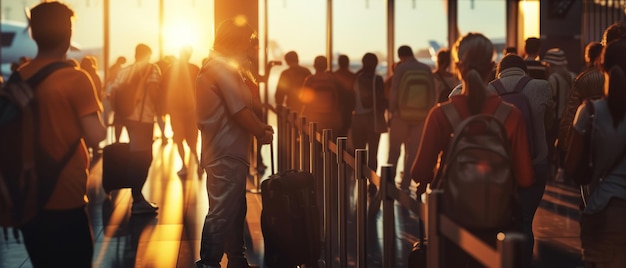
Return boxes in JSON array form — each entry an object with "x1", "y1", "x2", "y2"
[{"x1": 163, "y1": 20, "x2": 201, "y2": 56}]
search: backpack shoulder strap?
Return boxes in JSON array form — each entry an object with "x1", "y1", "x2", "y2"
[
  {"x1": 493, "y1": 102, "x2": 512, "y2": 124},
  {"x1": 25, "y1": 61, "x2": 74, "y2": 88},
  {"x1": 491, "y1": 79, "x2": 506, "y2": 95},
  {"x1": 513, "y1": 76, "x2": 532, "y2": 93},
  {"x1": 441, "y1": 102, "x2": 462, "y2": 128}
]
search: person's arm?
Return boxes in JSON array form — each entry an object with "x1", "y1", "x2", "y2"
[
  {"x1": 232, "y1": 107, "x2": 273, "y2": 144},
  {"x1": 81, "y1": 112, "x2": 106, "y2": 147},
  {"x1": 411, "y1": 106, "x2": 447, "y2": 195}
]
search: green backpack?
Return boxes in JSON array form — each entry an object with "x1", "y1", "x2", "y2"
[{"x1": 396, "y1": 69, "x2": 435, "y2": 122}]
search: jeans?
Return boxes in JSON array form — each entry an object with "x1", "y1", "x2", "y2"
[
  {"x1": 387, "y1": 117, "x2": 424, "y2": 190},
  {"x1": 519, "y1": 160, "x2": 548, "y2": 267},
  {"x1": 197, "y1": 157, "x2": 249, "y2": 267}
]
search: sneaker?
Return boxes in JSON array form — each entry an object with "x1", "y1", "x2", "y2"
[{"x1": 132, "y1": 200, "x2": 158, "y2": 215}]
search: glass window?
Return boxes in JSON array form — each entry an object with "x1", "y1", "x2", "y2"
[
  {"x1": 395, "y1": 0, "x2": 448, "y2": 70},
  {"x1": 458, "y1": 0, "x2": 507, "y2": 60}
]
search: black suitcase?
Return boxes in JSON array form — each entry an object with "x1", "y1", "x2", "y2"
[
  {"x1": 102, "y1": 142, "x2": 132, "y2": 194},
  {"x1": 261, "y1": 170, "x2": 321, "y2": 268}
]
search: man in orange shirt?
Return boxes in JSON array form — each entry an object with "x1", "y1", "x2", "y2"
[{"x1": 16, "y1": 2, "x2": 105, "y2": 266}]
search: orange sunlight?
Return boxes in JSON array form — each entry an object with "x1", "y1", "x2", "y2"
[{"x1": 163, "y1": 20, "x2": 201, "y2": 56}]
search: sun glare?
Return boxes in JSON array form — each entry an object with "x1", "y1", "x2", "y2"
[{"x1": 163, "y1": 20, "x2": 200, "y2": 56}]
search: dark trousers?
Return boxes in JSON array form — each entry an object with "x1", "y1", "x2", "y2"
[
  {"x1": 20, "y1": 206, "x2": 93, "y2": 267},
  {"x1": 519, "y1": 160, "x2": 548, "y2": 267},
  {"x1": 126, "y1": 121, "x2": 154, "y2": 200},
  {"x1": 198, "y1": 158, "x2": 249, "y2": 267},
  {"x1": 581, "y1": 198, "x2": 626, "y2": 268}
]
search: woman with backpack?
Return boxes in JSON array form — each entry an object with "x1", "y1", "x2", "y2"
[
  {"x1": 410, "y1": 32, "x2": 534, "y2": 267},
  {"x1": 564, "y1": 38, "x2": 626, "y2": 268},
  {"x1": 349, "y1": 52, "x2": 387, "y2": 171}
]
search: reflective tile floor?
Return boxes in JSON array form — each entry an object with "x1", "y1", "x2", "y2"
[{"x1": 0, "y1": 133, "x2": 584, "y2": 268}]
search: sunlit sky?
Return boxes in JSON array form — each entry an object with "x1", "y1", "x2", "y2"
[{"x1": 2, "y1": 0, "x2": 538, "y2": 69}]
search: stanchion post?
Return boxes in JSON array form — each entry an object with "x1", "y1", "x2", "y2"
[
  {"x1": 355, "y1": 149, "x2": 368, "y2": 268},
  {"x1": 322, "y1": 129, "x2": 333, "y2": 267},
  {"x1": 427, "y1": 190, "x2": 442, "y2": 268},
  {"x1": 381, "y1": 165, "x2": 395, "y2": 268},
  {"x1": 289, "y1": 111, "x2": 298, "y2": 170},
  {"x1": 300, "y1": 117, "x2": 309, "y2": 172},
  {"x1": 337, "y1": 137, "x2": 347, "y2": 268},
  {"x1": 498, "y1": 232, "x2": 525, "y2": 268}
]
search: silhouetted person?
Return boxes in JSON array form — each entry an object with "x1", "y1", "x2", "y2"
[
  {"x1": 523, "y1": 37, "x2": 548, "y2": 80},
  {"x1": 104, "y1": 56, "x2": 126, "y2": 132},
  {"x1": 195, "y1": 18, "x2": 273, "y2": 268},
  {"x1": 155, "y1": 55, "x2": 174, "y2": 144},
  {"x1": 110, "y1": 43, "x2": 161, "y2": 214},
  {"x1": 107, "y1": 56, "x2": 129, "y2": 141},
  {"x1": 492, "y1": 54, "x2": 554, "y2": 267},
  {"x1": 163, "y1": 46, "x2": 201, "y2": 178},
  {"x1": 412, "y1": 33, "x2": 533, "y2": 268},
  {"x1": 16, "y1": 2, "x2": 106, "y2": 266},
  {"x1": 559, "y1": 42, "x2": 604, "y2": 166},
  {"x1": 301, "y1": 55, "x2": 344, "y2": 135},
  {"x1": 333, "y1": 54, "x2": 356, "y2": 136},
  {"x1": 543, "y1": 48, "x2": 575, "y2": 182},
  {"x1": 350, "y1": 53, "x2": 386, "y2": 170},
  {"x1": 432, "y1": 48, "x2": 460, "y2": 102},
  {"x1": 565, "y1": 37, "x2": 626, "y2": 268},
  {"x1": 388, "y1": 45, "x2": 435, "y2": 191},
  {"x1": 275, "y1": 51, "x2": 311, "y2": 112}
]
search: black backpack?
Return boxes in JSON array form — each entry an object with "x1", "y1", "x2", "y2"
[
  {"x1": 0, "y1": 61, "x2": 77, "y2": 240},
  {"x1": 435, "y1": 102, "x2": 518, "y2": 229},
  {"x1": 490, "y1": 76, "x2": 537, "y2": 158}
]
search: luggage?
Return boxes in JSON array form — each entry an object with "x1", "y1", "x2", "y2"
[
  {"x1": 260, "y1": 170, "x2": 321, "y2": 268},
  {"x1": 102, "y1": 142, "x2": 132, "y2": 194}
]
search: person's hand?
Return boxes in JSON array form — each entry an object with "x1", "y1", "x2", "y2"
[
  {"x1": 416, "y1": 182, "x2": 427, "y2": 202},
  {"x1": 258, "y1": 125, "x2": 274, "y2": 145}
]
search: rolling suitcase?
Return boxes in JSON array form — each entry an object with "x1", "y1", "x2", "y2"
[
  {"x1": 102, "y1": 142, "x2": 132, "y2": 194},
  {"x1": 260, "y1": 142, "x2": 321, "y2": 268}
]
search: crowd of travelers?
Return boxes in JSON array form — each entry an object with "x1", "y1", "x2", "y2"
[{"x1": 2, "y1": 1, "x2": 626, "y2": 268}]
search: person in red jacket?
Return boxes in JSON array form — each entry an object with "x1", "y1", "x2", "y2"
[{"x1": 410, "y1": 32, "x2": 534, "y2": 267}]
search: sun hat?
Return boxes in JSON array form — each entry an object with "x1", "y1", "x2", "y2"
[{"x1": 543, "y1": 48, "x2": 568, "y2": 66}]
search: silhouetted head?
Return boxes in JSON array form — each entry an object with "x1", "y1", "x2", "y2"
[
  {"x1": 313, "y1": 56, "x2": 327, "y2": 72},
  {"x1": 80, "y1": 56, "x2": 97, "y2": 70},
  {"x1": 436, "y1": 48, "x2": 451, "y2": 71},
  {"x1": 213, "y1": 17, "x2": 257, "y2": 60},
  {"x1": 602, "y1": 21, "x2": 626, "y2": 46},
  {"x1": 284, "y1": 51, "x2": 299, "y2": 66},
  {"x1": 525, "y1": 37, "x2": 541, "y2": 56},
  {"x1": 397, "y1": 45, "x2": 414, "y2": 61},
  {"x1": 601, "y1": 38, "x2": 626, "y2": 127},
  {"x1": 135, "y1": 43, "x2": 152, "y2": 63},
  {"x1": 452, "y1": 32, "x2": 494, "y2": 115},
  {"x1": 29, "y1": 1, "x2": 74, "y2": 52},
  {"x1": 585, "y1": 42, "x2": 603, "y2": 68},
  {"x1": 542, "y1": 48, "x2": 568, "y2": 67},
  {"x1": 503, "y1": 46, "x2": 517, "y2": 55},
  {"x1": 116, "y1": 56, "x2": 126, "y2": 65},
  {"x1": 338, "y1": 55, "x2": 349, "y2": 69},
  {"x1": 497, "y1": 54, "x2": 527, "y2": 76},
  {"x1": 361, "y1": 53, "x2": 378, "y2": 73}
]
